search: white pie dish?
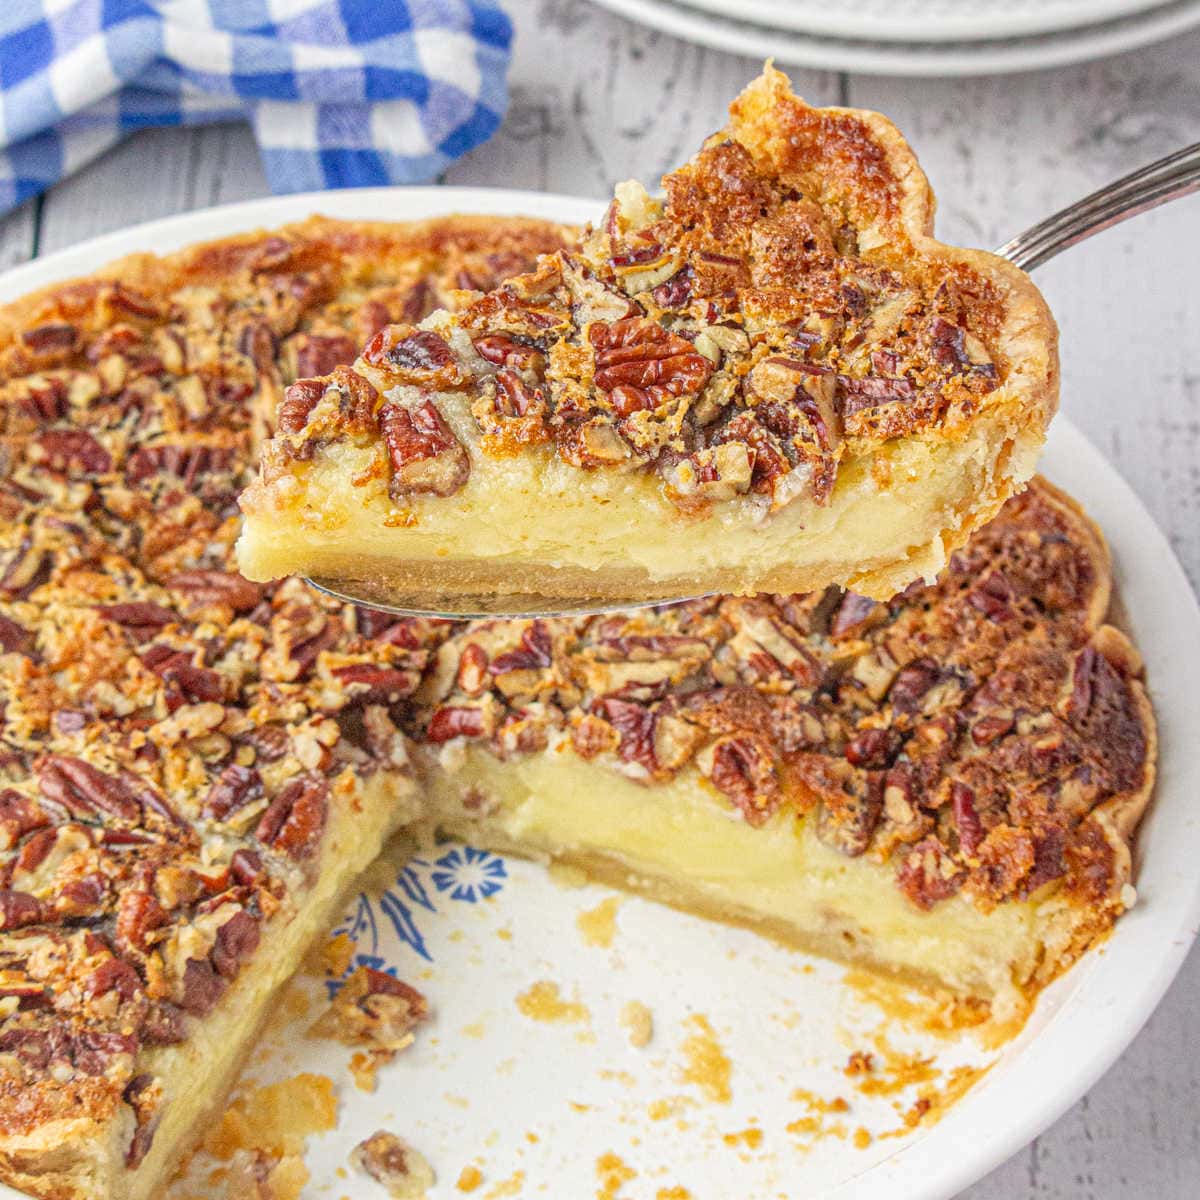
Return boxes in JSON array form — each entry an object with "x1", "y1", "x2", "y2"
[{"x1": 0, "y1": 187, "x2": 1194, "y2": 1200}]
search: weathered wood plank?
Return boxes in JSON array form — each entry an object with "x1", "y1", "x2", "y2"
[
  {"x1": 37, "y1": 123, "x2": 265, "y2": 256},
  {"x1": 0, "y1": 199, "x2": 37, "y2": 271},
  {"x1": 444, "y1": 0, "x2": 839, "y2": 197},
  {"x1": 849, "y1": 35, "x2": 1200, "y2": 1200}
]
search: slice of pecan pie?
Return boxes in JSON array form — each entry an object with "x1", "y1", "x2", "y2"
[
  {"x1": 0, "y1": 212, "x2": 1151, "y2": 1200},
  {"x1": 237, "y1": 66, "x2": 1058, "y2": 606}
]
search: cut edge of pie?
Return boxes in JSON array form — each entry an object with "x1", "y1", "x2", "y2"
[{"x1": 237, "y1": 65, "x2": 1058, "y2": 603}]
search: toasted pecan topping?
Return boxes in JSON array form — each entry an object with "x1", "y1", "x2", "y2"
[{"x1": 285, "y1": 79, "x2": 1018, "y2": 516}]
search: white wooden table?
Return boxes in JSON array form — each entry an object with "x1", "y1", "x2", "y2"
[{"x1": 2, "y1": 3, "x2": 1196, "y2": 1195}]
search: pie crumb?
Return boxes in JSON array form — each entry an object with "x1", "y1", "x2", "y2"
[
  {"x1": 350, "y1": 1131, "x2": 435, "y2": 1198},
  {"x1": 576, "y1": 896, "x2": 621, "y2": 948},
  {"x1": 679, "y1": 1015, "x2": 731, "y2": 1103},
  {"x1": 203, "y1": 1074, "x2": 337, "y2": 1160},
  {"x1": 596, "y1": 1152, "x2": 637, "y2": 1199},
  {"x1": 456, "y1": 1165, "x2": 484, "y2": 1192},
  {"x1": 515, "y1": 980, "x2": 590, "y2": 1024},
  {"x1": 620, "y1": 1000, "x2": 653, "y2": 1048},
  {"x1": 321, "y1": 933, "x2": 356, "y2": 978},
  {"x1": 348, "y1": 1051, "x2": 381, "y2": 1092},
  {"x1": 854, "y1": 1126, "x2": 873, "y2": 1149},
  {"x1": 224, "y1": 1150, "x2": 309, "y2": 1200}
]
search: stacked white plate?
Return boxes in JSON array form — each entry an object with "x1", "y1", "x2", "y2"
[{"x1": 586, "y1": 0, "x2": 1200, "y2": 75}]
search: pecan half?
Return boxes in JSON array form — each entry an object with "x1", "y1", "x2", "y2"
[
  {"x1": 590, "y1": 317, "x2": 713, "y2": 408},
  {"x1": 166, "y1": 569, "x2": 262, "y2": 614},
  {"x1": 37, "y1": 755, "x2": 142, "y2": 822},
  {"x1": 255, "y1": 775, "x2": 329, "y2": 860},
  {"x1": 379, "y1": 400, "x2": 470, "y2": 499}
]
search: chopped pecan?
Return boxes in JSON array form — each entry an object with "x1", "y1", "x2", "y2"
[
  {"x1": 473, "y1": 333, "x2": 545, "y2": 373},
  {"x1": 379, "y1": 400, "x2": 470, "y2": 499},
  {"x1": 73, "y1": 1031, "x2": 136, "y2": 1076},
  {"x1": 332, "y1": 664, "x2": 418, "y2": 703},
  {"x1": 951, "y1": 781, "x2": 985, "y2": 857},
  {"x1": 211, "y1": 910, "x2": 261, "y2": 978},
  {"x1": 312, "y1": 967, "x2": 428, "y2": 1052},
  {"x1": 896, "y1": 837, "x2": 965, "y2": 909},
  {"x1": 34, "y1": 429, "x2": 112, "y2": 475},
  {"x1": 179, "y1": 956, "x2": 226, "y2": 1016},
  {"x1": 362, "y1": 325, "x2": 463, "y2": 388},
  {"x1": 887, "y1": 660, "x2": 942, "y2": 714},
  {"x1": 703, "y1": 734, "x2": 780, "y2": 825},
  {"x1": 203, "y1": 764, "x2": 264, "y2": 821},
  {"x1": 844, "y1": 727, "x2": 901, "y2": 769},
  {"x1": 351, "y1": 1131, "x2": 435, "y2": 1194},
  {"x1": 230, "y1": 849, "x2": 266, "y2": 886},
  {"x1": 86, "y1": 956, "x2": 142, "y2": 1002},
  {"x1": 20, "y1": 323, "x2": 80, "y2": 360},
  {"x1": 830, "y1": 592, "x2": 877, "y2": 639},
  {"x1": 426, "y1": 705, "x2": 487, "y2": 743},
  {"x1": 0, "y1": 889, "x2": 43, "y2": 930},
  {"x1": 123, "y1": 1073, "x2": 163, "y2": 1168},
  {"x1": 0, "y1": 540, "x2": 47, "y2": 599},
  {"x1": 255, "y1": 774, "x2": 329, "y2": 860},
  {"x1": 0, "y1": 789, "x2": 49, "y2": 850},
  {"x1": 966, "y1": 569, "x2": 1015, "y2": 621},
  {"x1": 456, "y1": 643, "x2": 489, "y2": 695},
  {"x1": 490, "y1": 622, "x2": 553, "y2": 675},
  {"x1": 838, "y1": 374, "x2": 916, "y2": 417}
]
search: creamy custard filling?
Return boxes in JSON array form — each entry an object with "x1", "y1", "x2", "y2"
[
  {"x1": 237, "y1": 404, "x2": 1038, "y2": 600},
  {"x1": 420, "y1": 744, "x2": 1051, "y2": 1016}
]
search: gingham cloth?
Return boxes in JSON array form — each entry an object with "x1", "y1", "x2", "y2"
[{"x1": 0, "y1": 0, "x2": 513, "y2": 216}]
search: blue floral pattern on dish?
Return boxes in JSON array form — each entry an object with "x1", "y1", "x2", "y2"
[
  {"x1": 325, "y1": 844, "x2": 507, "y2": 994},
  {"x1": 431, "y1": 845, "x2": 508, "y2": 902}
]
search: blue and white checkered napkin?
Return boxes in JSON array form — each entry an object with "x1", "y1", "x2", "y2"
[{"x1": 0, "y1": 0, "x2": 513, "y2": 216}]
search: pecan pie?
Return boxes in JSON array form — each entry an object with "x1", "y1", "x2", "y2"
[
  {"x1": 238, "y1": 66, "x2": 1058, "y2": 606},
  {"x1": 0, "y1": 214, "x2": 569, "y2": 1200},
  {"x1": 0, "y1": 214, "x2": 1151, "y2": 1200}
]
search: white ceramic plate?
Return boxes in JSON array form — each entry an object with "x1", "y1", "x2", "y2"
[
  {"x1": 587, "y1": 0, "x2": 1200, "y2": 76},
  {"x1": 0, "y1": 189, "x2": 1196, "y2": 1200},
  {"x1": 671, "y1": 0, "x2": 1177, "y2": 44}
]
